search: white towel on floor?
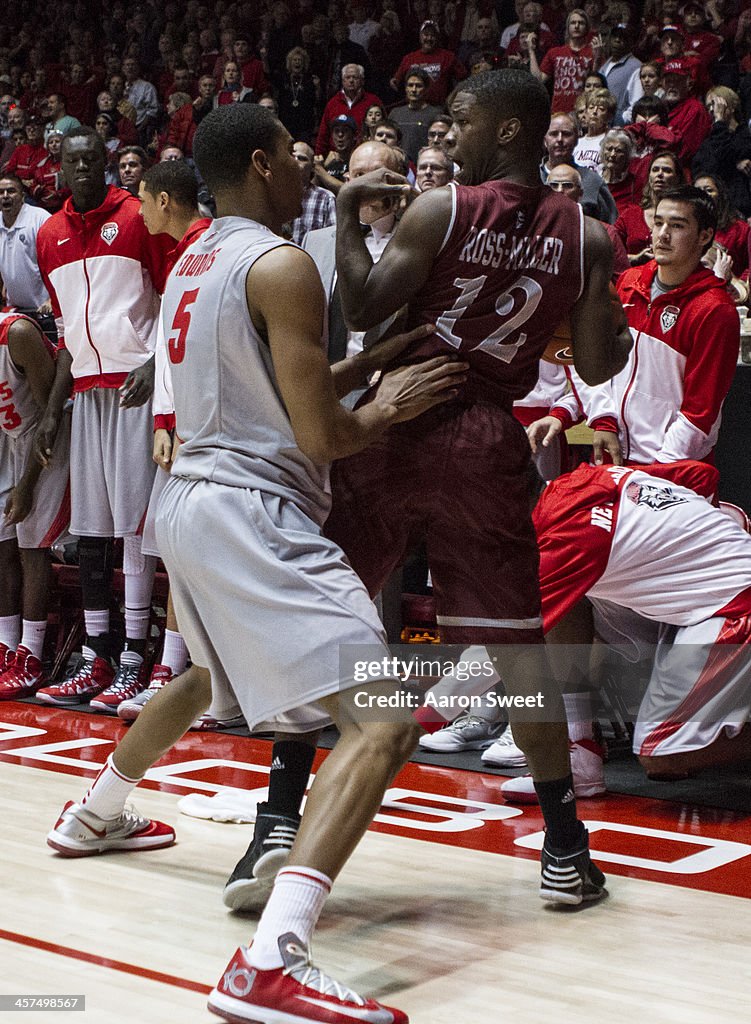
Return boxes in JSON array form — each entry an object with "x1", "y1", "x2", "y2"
[{"x1": 177, "y1": 787, "x2": 268, "y2": 822}]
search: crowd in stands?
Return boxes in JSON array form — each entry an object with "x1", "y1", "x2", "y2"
[{"x1": 0, "y1": 0, "x2": 750, "y2": 277}]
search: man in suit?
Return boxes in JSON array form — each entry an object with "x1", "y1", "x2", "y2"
[{"x1": 303, "y1": 140, "x2": 404, "y2": 368}]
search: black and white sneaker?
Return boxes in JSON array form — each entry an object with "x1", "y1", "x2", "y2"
[
  {"x1": 540, "y1": 829, "x2": 607, "y2": 906},
  {"x1": 222, "y1": 802, "x2": 299, "y2": 912}
]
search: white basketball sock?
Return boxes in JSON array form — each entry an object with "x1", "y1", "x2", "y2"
[
  {"x1": 124, "y1": 606, "x2": 151, "y2": 642},
  {"x1": 160, "y1": 629, "x2": 188, "y2": 674},
  {"x1": 123, "y1": 537, "x2": 156, "y2": 640},
  {"x1": 247, "y1": 867, "x2": 332, "y2": 970},
  {"x1": 20, "y1": 620, "x2": 47, "y2": 660},
  {"x1": 564, "y1": 692, "x2": 595, "y2": 743},
  {"x1": 0, "y1": 614, "x2": 21, "y2": 651},
  {"x1": 84, "y1": 608, "x2": 110, "y2": 637},
  {"x1": 81, "y1": 754, "x2": 142, "y2": 820}
]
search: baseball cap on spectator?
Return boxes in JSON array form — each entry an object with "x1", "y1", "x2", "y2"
[
  {"x1": 421, "y1": 20, "x2": 439, "y2": 32},
  {"x1": 660, "y1": 24, "x2": 684, "y2": 36},
  {"x1": 662, "y1": 59, "x2": 691, "y2": 76},
  {"x1": 330, "y1": 113, "x2": 357, "y2": 131}
]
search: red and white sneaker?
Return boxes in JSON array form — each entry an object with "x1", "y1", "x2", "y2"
[
  {"x1": 37, "y1": 655, "x2": 116, "y2": 707},
  {"x1": 118, "y1": 663, "x2": 174, "y2": 722},
  {"x1": 46, "y1": 800, "x2": 176, "y2": 857},
  {"x1": 208, "y1": 936, "x2": 408, "y2": 1024},
  {"x1": 90, "y1": 659, "x2": 149, "y2": 713},
  {"x1": 500, "y1": 739, "x2": 607, "y2": 804},
  {"x1": 0, "y1": 646, "x2": 47, "y2": 699},
  {"x1": 0, "y1": 642, "x2": 14, "y2": 674}
]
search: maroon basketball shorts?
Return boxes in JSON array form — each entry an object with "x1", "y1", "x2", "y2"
[{"x1": 325, "y1": 401, "x2": 544, "y2": 646}]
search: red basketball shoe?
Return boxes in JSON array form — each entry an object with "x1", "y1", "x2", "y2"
[
  {"x1": 0, "y1": 642, "x2": 14, "y2": 673},
  {"x1": 37, "y1": 655, "x2": 115, "y2": 706},
  {"x1": 47, "y1": 800, "x2": 176, "y2": 857},
  {"x1": 0, "y1": 646, "x2": 47, "y2": 699},
  {"x1": 208, "y1": 935, "x2": 408, "y2": 1023}
]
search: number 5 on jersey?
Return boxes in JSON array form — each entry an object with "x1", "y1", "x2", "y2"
[{"x1": 168, "y1": 288, "x2": 199, "y2": 364}]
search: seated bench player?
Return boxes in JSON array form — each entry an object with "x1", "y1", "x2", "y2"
[{"x1": 0, "y1": 312, "x2": 71, "y2": 697}]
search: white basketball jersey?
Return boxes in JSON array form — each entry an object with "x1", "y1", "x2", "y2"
[
  {"x1": 589, "y1": 469, "x2": 751, "y2": 625},
  {"x1": 0, "y1": 313, "x2": 44, "y2": 439},
  {"x1": 160, "y1": 217, "x2": 330, "y2": 524}
]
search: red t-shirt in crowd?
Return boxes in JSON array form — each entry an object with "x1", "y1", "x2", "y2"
[{"x1": 540, "y1": 44, "x2": 595, "y2": 113}]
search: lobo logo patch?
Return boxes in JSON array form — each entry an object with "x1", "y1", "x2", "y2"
[
  {"x1": 100, "y1": 222, "x2": 118, "y2": 245},
  {"x1": 660, "y1": 305, "x2": 680, "y2": 333},
  {"x1": 626, "y1": 481, "x2": 687, "y2": 511}
]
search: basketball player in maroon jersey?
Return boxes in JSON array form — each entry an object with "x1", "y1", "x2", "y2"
[{"x1": 328, "y1": 69, "x2": 632, "y2": 887}]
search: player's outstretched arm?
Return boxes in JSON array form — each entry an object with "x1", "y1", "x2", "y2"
[
  {"x1": 249, "y1": 246, "x2": 466, "y2": 463},
  {"x1": 330, "y1": 321, "x2": 435, "y2": 398},
  {"x1": 335, "y1": 172, "x2": 452, "y2": 330},
  {"x1": 569, "y1": 217, "x2": 632, "y2": 385}
]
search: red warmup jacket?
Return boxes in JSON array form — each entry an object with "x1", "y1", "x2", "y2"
[
  {"x1": 36, "y1": 186, "x2": 173, "y2": 392},
  {"x1": 592, "y1": 262, "x2": 739, "y2": 464}
]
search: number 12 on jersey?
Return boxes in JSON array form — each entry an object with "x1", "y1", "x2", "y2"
[
  {"x1": 168, "y1": 288, "x2": 200, "y2": 364},
  {"x1": 435, "y1": 274, "x2": 543, "y2": 363}
]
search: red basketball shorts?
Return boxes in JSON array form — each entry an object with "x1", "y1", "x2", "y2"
[{"x1": 325, "y1": 401, "x2": 544, "y2": 646}]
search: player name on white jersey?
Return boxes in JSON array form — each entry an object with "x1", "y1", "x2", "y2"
[
  {"x1": 174, "y1": 248, "x2": 222, "y2": 278},
  {"x1": 458, "y1": 227, "x2": 563, "y2": 275}
]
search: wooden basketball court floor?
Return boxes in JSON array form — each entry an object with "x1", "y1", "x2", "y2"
[{"x1": 2, "y1": 701, "x2": 751, "y2": 1024}]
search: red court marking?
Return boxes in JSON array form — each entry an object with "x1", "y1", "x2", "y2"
[
  {"x1": 0, "y1": 926, "x2": 212, "y2": 995},
  {"x1": 2, "y1": 702, "x2": 751, "y2": 899}
]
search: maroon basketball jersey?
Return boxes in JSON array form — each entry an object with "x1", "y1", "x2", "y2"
[{"x1": 407, "y1": 179, "x2": 584, "y2": 402}]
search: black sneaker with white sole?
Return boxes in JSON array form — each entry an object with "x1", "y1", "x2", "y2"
[
  {"x1": 540, "y1": 829, "x2": 607, "y2": 906},
  {"x1": 222, "y1": 802, "x2": 299, "y2": 912}
]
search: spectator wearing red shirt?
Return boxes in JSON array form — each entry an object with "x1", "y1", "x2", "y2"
[
  {"x1": 5, "y1": 116, "x2": 46, "y2": 188},
  {"x1": 163, "y1": 94, "x2": 197, "y2": 159},
  {"x1": 390, "y1": 20, "x2": 466, "y2": 106},
  {"x1": 232, "y1": 38, "x2": 270, "y2": 97},
  {"x1": 615, "y1": 150, "x2": 684, "y2": 263},
  {"x1": 504, "y1": 3, "x2": 555, "y2": 62},
  {"x1": 315, "y1": 64, "x2": 381, "y2": 156},
  {"x1": 32, "y1": 129, "x2": 69, "y2": 213},
  {"x1": 681, "y1": 2, "x2": 722, "y2": 78},
  {"x1": 532, "y1": 9, "x2": 603, "y2": 114},
  {"x1": 600, "y1": 129, "x2": 638, "y2": 216},
  {"x1": 624, "y1": 95, "x2": 681, "y2": 193},
  {"x1": 61, "y1": 63, "x2": 97, "y2": 125},
  {"x1": 662, "y1": 59, "x2": 711, "y2": 165}
]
